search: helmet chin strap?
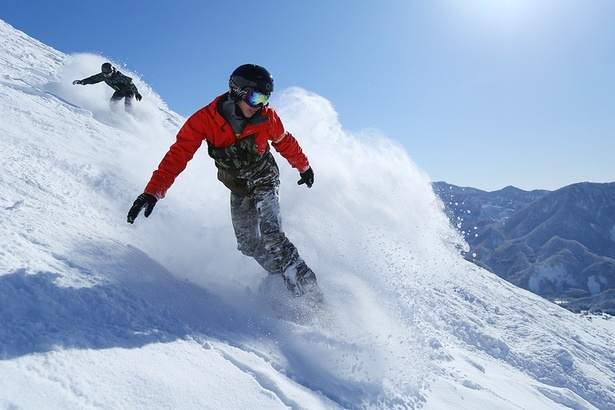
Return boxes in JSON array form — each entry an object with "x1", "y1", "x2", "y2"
[{"x1": 230, "y1": 90, "x2": 242, "y2": 104}]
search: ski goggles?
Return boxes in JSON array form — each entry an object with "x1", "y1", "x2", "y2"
[{"x1": 244, "y1": 90, "x2": 270, "y2": 108}]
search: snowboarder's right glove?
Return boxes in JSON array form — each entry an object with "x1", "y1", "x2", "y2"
[
  {"x1": 135, "y1": 93, "x2": 142, "y2": 101},
  {"x1": 72, "y1": 80, "x2": 83, "y2": 85},
  {"x1": 127, "y1": 193, "x2": 157, "y2": 224},
  {"x1": 297, "y1": 167, "x2": 314, "y2": 188}
]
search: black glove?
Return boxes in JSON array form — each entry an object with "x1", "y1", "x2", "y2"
[
  {"x1": 135, "y1": 93, "x2": 142, "y2": 101},
  {"x1": 127, "y1": 193, "x2": 157, "y2": 224},
  {"x1": 297, "y1": 167, "x2": 314, "y2": 188},
  {"x1": 72, "y1": 80, "x2": 83, "y2": 85}
]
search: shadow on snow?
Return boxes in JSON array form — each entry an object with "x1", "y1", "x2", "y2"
[{"x1": 0, "y1": 241, "x2": 276, "y2": 360}]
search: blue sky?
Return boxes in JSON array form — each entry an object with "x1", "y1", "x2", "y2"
[{"x1": 3, "y1": 0, "x2": 614, "y2": 191}]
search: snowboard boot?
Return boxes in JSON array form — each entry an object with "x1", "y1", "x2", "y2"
[{"x1": 283, "y1": 262, "x2": 324, "y2": 304}]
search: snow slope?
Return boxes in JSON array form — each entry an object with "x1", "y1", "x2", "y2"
[{"x1": 1, "y1": 20, "x2": 614, "y2": 409}]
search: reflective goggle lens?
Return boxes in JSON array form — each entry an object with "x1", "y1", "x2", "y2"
[{"x1": 244, "y1": 90, "x2": 270, "y2": 108}]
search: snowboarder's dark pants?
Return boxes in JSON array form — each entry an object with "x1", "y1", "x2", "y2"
[
  {"x1": 230, "y1": 185, "x2": 300, "y2": 276},
  {"x1": 110, "y1": 90, "x2": 134, "y2": 111}
]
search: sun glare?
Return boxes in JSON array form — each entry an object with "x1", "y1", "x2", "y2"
[{"x1": 451, "y1": 0, "x2": 537, "y2": 30}]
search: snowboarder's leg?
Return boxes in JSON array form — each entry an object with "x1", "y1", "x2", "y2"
[
  {"x1": 230, "y1": 193, "x2": 260, "y2": 258},
  {"x1": 253, "y1": 185, "x2": 298, "y2": 273},
  {"x1": 231, "y1": 188, "x2": 294, "y2": 275},
  {"x1": 230, "y1": 183, "x2": 320, "y2": 298},
  {"x1": 251, "y1": 186, "x2": 320, "y2": 297},
  {"x1": 110, "y1": 91, "x2": 123, "y2": 111},
  {"x1": 124, "y1": 92, "x2": 134, "y2": 113}
]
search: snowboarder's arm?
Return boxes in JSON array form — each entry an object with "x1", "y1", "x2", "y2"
[
  {"x1": 116, "y1": 73, "x2": 141, "y2": 99},
  {"x1": 274, "y1": 132, "x2": 314, "y2": 188},
  {"x1": 143, "y1": 110, "x2": 208, "y2": 199},
  {"x1": 132, "y1": 82, "x2": 142, "y2": 101},
  {"x1": 272, "y1": 131, "x2": 310, "y2": 173},
  {"x1": 268, "y1": 112, "x2": 313, "y2": 188},
  {"x1": 124, "y1": 77, "x2": 139, "y2": 95},
  {"x1": 266, "y1": 110, "x2": 309, "y2": 172},
  {"x1": 77, "y1": 73, "x2": 105, "y2": 85}
]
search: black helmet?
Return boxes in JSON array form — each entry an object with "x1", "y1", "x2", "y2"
[
  {"x1": 229, "y1": 64, "x2": 274, "y2": 103},
  {"x1": 101, "y1": 62, "x2": 113, "y2": 74}
]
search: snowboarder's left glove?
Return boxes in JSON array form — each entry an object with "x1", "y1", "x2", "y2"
[
  {"x1": 127, "y1": 193, "x2": 157, "y2": 224},
  {"x1": 135, "y1": 93, "x2": 142, "y2": 101},
  {"x1": 297, "y1": 167, "x2": 314, "y2": 188},
  {"x1": 72, "y1": 80, "x2": 83, "y2": 85}
]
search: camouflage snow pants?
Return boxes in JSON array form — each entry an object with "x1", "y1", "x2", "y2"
[{"x1": 230, "y1": 185, "x2": 300, "y2": 276}]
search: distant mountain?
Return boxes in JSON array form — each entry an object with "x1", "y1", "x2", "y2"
[{"x1": 433, "y1": 181, "x2": 615, "y2": 314}]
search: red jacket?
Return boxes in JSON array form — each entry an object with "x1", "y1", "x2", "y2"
[{"x1": 145, "y1": 94, "x2": 310, "y2": 199}]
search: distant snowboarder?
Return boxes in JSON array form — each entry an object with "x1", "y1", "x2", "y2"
[
  {"x1": 73, "y1": 62, "x2": 142, "y2": 112},
  {"x1": 126, "y1": 64, "x2": 322, "y2": 303}
]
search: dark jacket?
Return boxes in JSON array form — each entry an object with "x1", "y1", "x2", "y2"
[{"x1": 79, "y1": 70, "x2": 139, "y2": 95}]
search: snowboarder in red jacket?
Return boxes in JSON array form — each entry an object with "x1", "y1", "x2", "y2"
[
  {"x1": 127, "y1": 64, "x2": 321, "y2": 300},
  {"x1": 73, "y1": 62, "x2": 142, "y2": 112}
]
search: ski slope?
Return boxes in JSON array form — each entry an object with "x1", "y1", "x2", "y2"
[{"x1": 1, "y1": 20, "x2": 614, "y2": 409}]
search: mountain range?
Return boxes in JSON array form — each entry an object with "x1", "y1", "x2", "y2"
[{"x1": 434, "y1": 181, "x2": 615, "y2": 314}]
